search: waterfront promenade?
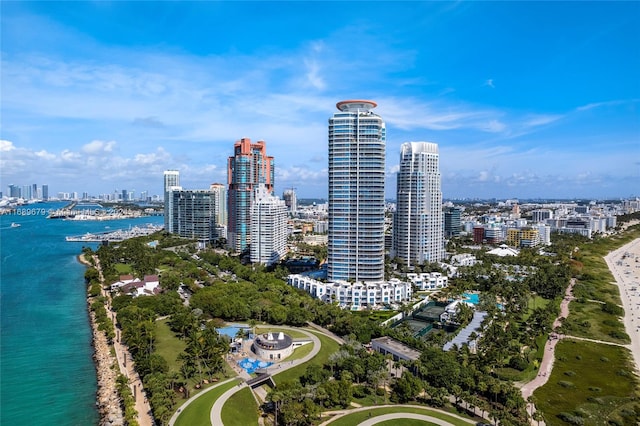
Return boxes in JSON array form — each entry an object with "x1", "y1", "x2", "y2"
[{"x1": 83, "y1": 254, "x2": 154, "y2": 426}]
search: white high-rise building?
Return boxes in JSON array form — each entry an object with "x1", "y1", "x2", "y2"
[
  {"x1": 210, "y1": 183, "x2": 227, "y2": 229},
  {"x1": 250, "y1": 185, "x2": 288, "y2": 266},
  {"x1": 393, "y1": 142, "x2": 443, "y2": 265},
  {"x1": 327, "y1": 100, "x2": 386, "y2": 282},
  {"x1": 163, "y1": 170, "x2": 181, "y2": 232},
  {"x1": 283, "y1": 189, "x2": 297, "y2": 214}
]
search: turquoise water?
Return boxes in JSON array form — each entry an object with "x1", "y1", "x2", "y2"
[
  {"x1": 462, "y1": 292, "x2": 480, "y2": 305},
  {"x1": 0, "y1": 202, "x2": 163, "y2": 425}
]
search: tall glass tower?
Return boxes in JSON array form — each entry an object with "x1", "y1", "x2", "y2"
[
  {"x1": 393, "y1": 142, "x2": 443, "y2": 265},
  {"x1": 328, "y1": 100, "x2": 386, "y2": 282},
  {"x1": 163, "y1": 170, "x2": 181, "y2": 231},
  {"x1": 227, "y1": 138, "x2": 274, "y2": 252}
]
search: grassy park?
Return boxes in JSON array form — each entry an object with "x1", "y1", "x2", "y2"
[
  {"x1": 221, "y1": 386, "x2": 259, "y2": 426},
  {"x1": 533, "y1": 339, "x2": 639, "y2": 425},
  {"x1": 272, "y1": 329, "x2": 341, "y2": 384},
  {"x1": 173, "y1": 378, "x2": 240, "y2": 426},
  {"x1": 324, "y1": 406, "x2": 472, "y2": 426},
  {"x1": 155, "y1": 319, "x2": 186, "y2": 373}
]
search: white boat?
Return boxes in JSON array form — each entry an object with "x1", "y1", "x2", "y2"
[{"x1": 10, "y1": 222, "x2": 21, "y2": 228}]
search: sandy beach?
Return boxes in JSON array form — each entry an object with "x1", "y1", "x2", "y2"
[{"x1": 604, "y1": 237, "x2": 640, "y2": 375}]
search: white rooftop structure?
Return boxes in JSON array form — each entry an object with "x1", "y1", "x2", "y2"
[{"x1": 487, "y1": 244, "x2": 520, "y2": 257}]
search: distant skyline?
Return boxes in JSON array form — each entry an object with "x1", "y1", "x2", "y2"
[{"x1": 1, "y1": 2, "x2": 639, "y2": 199}]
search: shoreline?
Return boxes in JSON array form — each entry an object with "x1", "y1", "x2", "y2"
[
  {"x1": 78, "y1": 255, "x2": 125, "y2": 425},
  {"x1": 604, "y1": 237, "x2": 640, "y2": 376}
]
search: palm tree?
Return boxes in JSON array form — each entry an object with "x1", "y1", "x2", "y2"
[{"x1": 532, "y1": 410, "x2": 545, "y2": 426}]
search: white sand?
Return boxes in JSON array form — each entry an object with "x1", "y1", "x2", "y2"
[{"x1": 604, "y1": 237, "x2": 640, "y2": 375}]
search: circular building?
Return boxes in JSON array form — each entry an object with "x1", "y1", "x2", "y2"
[{"x1": 253, "y1": 331, "x2": 294, "y2": 361}]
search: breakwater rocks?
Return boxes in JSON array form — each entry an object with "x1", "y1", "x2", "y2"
[{"x1": 90, "y1": 310, "x2": 125, "y2": 425}]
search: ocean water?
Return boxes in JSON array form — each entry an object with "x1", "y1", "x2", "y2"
[{"x1": 0, "y1": 202, "x2": 163, "y2": 425}]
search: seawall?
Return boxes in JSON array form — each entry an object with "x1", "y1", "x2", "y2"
[{"x1": 81, "y1": 254, "x2": 125, "y2": 425}]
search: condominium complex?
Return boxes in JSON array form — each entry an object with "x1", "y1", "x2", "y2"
[
  {"x1": 287, "y1": 275, "x2": 412, "y2": 308},
  {"x1": 327, "y1": 100, "x2": 386, "y2": 282},
  {"x1": 227, "y1": 138, "x2": 274, "y2": 252},
  {"x1": 210, "y1": 183, "x2": 227, "y2": 236},
  {"x1": 169, "y1": 189, "x2": 217, "y2": 242},
  {"x1": 444, "y1": 206, "x2": 462, "y2": 237},
  {"x1": 283, "y1": 188, "x2": 297, "y2": 214},
  {"x1": 163, "y1": 170, "x2": 181, "y2": 232},
  {"x1": 393, "y1": 142, "x2": 444, "y2": 265},
  {"x1": 250, "y1": 185, "x2": 288, "y2": 266}
]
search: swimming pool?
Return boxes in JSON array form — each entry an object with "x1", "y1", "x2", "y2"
[
  {"x1": 462, "y1": 292, "x2": 480, "y2": 305},
  {"x1": 217, "y1": 325, "x2": 251, "y2": 340},
  {"x1": 238, "y1": 357, "x2": 272, "y2": 374}
]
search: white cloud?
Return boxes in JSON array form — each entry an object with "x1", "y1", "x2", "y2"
[
  {"x1": 521, "y1": 114, "x2": 563, "y2": 127},
  {"x1": 82, "y1": 140, "x2": 116, "y2": 154},
  {"x1": 0, "y1": 140, "x2": 16, "y2": 151}
]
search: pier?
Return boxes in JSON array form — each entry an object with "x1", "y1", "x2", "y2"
[{"x1": 65, "y1": 224, "x2": 163, "y2": 242}]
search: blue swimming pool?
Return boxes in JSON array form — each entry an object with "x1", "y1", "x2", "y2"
[
  {"x1": 238, "y1": 357, "x2": 272, "y2": 374},
  {"x1": 462, "y1": 292, "x2": 480, "y2": 305},
  {"x1": 217, "y1": 325, "x2": 251, "y2": 339}
]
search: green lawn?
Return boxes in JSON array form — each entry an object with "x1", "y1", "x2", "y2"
[
  {"x1": 325, "y1": 406, "x2": 471, "y2": 426},
  {"x1": 561, "y1": 299, "x2": 630, "y2": 344},
  {"x1": 377, "y1": 420, "x2": 438, "y2": 426},
  {"x1": 272, "y1": 329, "x2": 341, "y2": 384},
  {"x1": 559, "y1": 231, "x2": 640, "y2": 346},
  {"x1": 221, "y1": 386, "x2": 259, "y2": 426},
  {"x1": 174, "y1": 378, "x2": 240, "y2": 426},
  {"x1": 522, "y1": 295, "x2": 551, "y2": 321},
  {"x1": 114, "y1": 263, "x2": 133, "y2": 274},
  {"x1": 285, "y1": 341, "x2": 314, "y2": 362},
  {"x1": 532, "y1": 339, "x2": 639, "y2": 425},
  {"x1": 155, "y1": 318, "x2": 186, "y2": 373}
]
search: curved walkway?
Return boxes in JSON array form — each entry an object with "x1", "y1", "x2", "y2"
[
  {"x1": 319, "y1": 404, "x2": 475, "y2": 426},
  {"x1": 167, "y1": 325, "x2": 323, "y2": 426},
  {"x1": 359, "y1": 413, "x2": 456, "y2": 426},
  {"x1": 210, "y1": 326, "x2": 321, "y2": 425},
  {"x1": 519, "y1": 278, "x2": 576, "y2": 425},
  {"x1": 167, "y1": 377, "x2": 237, "y2": 425},
  {"x1": 520, "y1": 238, "x2": 640, "y2": 424},
  {"x1": 520, "y1": 278, "x2": 575, "y2": 402}
]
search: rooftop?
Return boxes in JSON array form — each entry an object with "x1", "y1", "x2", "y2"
[{"x1": 371, "y1": 336, "x2": 421, "y2": 361}]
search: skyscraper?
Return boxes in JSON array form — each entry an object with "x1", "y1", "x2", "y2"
[
  {"x1": 444, "y1": 206, "x2": 462, "y2": 237},
  {"x1": 327, "y1": 100, "x2": 386, "y2": 282},
  {"x1": 170, "y1": 189, "x2": 217, "y2": 242},
  {"x1": 282, "y1": 189, "x2": 297, "y2": 214},
  {"x1": 227, "y1": 138, "x2": 274, "y2": 252},
  {"x1": 393, "y1": 142, "x2": 443, "y2": 265},
  {"x1": 210, "y1": 183, "x2": 228, "y2": 239},
  {"x1": 250, "y1": 185, "x2": 287, "y2": 266},
  {"x1": 163, "y1": 170, "x2": 181, "y2": 231}
]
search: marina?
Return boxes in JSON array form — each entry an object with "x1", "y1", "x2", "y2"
[{"x1": 65, "y1": 224, "x2": 163, "y2": 242}]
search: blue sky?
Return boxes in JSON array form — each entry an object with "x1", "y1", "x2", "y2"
[{"x1": 1, "y1": 1, "x2": 638, "y2": 200}]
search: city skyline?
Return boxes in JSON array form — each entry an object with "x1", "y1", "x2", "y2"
[{"x1": 1, "y1": 2, "x2": 639, "y2": 199}]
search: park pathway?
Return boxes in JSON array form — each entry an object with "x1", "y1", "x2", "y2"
[
  {"x1": 319, "y1": 404, "x2": 476, "y2": 426},
  {"x1": 94, "y1": 256, "x2": 154, "y2": 426},
  {"x1": 519, "y1": 278, "x2": 576, "y2": 425},
  {"x1": 166, "y1": 325, "x2": 323, "y2": 426}
]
